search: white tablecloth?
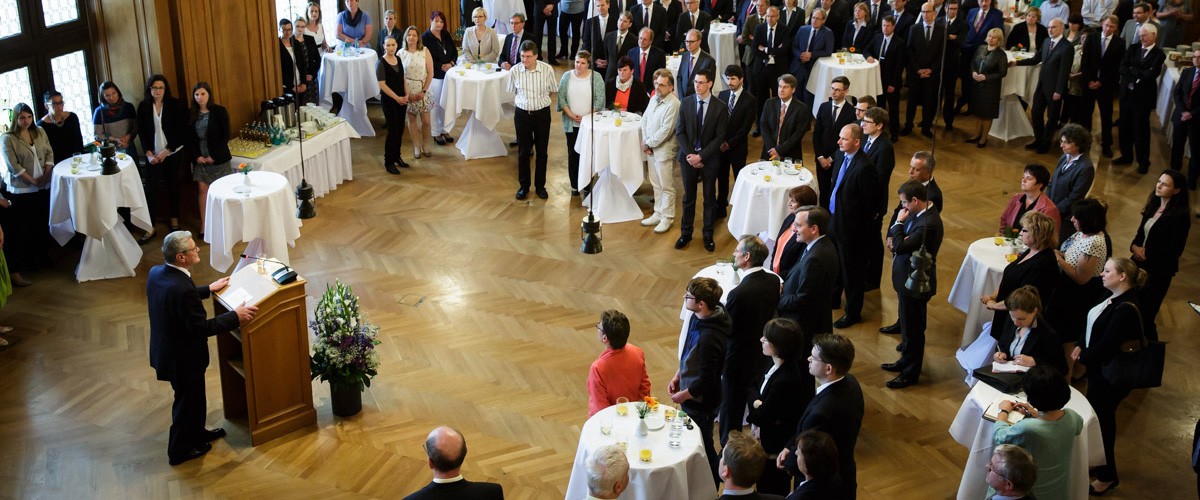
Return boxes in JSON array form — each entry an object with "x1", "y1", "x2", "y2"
[
  {"x1": 947, "y1": 237, "x2": 1012, "y2": 348},
  {"x1": 232, "y1": 121, "x2": 358, "y2": 198},
  {"x1": 564, "y1": 404, "x2": 715, "y2": 500},
  {"x1": 992, "y1": 51, "x2": 1039, "y2": 141},
  {"x1": 1157, "y1": 64, "x2": 1181, "y2": 130},
  {"x1": 204, "y1": 171, "x2": 302, "y2": 272},
  {"x1": 575, "y1": 111, "x2": 645, "y2": 223},
  {"x1": 805, "y1": 57, "x2": 883, "y2": 115},
  {"x1": 708, "y1": 23, "x2": 738, "y2": 92},
  {"x1": 319, "y1": 49, "x2": 380, "y2": 137},
  {"x1": 48, "y1": 154, "x2": 149, "y2": 281},
  {"x1": 678, "y1": 264, "x2": 780, "y2": 358},
  {"x1": 726, "y1": 161, "x2": 817, "y2": 238},
  {"x1": 949, "y1": 382, "x2": 1104, "y2": 500},
  {"x1": 440, "y1": 64, "x2": 514, "y2": 159}
]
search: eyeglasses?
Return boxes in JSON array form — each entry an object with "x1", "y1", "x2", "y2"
[
  {"x1": 683, "y1": 293, "x2": 696, "y2": 301},
  {"x1": 150, "y1": 86, "x2": 166, "y2": 90},
  {"x1": 985, "y1": 462, "x2": 1007, "y2": 479},
  {"x1": 862, "y1": 119, "x2": 876, "y2": 124},
  {"x1": 49, "y1": 101, "x2": 64, "y2": 106}
]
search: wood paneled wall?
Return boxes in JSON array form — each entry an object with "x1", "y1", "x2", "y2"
[{"x1": 398, "y1": 1, "x2": 459, "y2": 34}]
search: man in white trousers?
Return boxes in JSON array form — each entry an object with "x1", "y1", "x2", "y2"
[{"x1": 640, "y1": 68, "x2": 681, "y2": 233}]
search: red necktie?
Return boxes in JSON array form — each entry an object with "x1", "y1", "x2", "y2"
[
  {"x1": 974, "y1": 9, "x2": 985, "y2": 31},
  {"x1": 640, "y1": 51, "x2": 647, "y2": 80},
  {"x1": 1189, "y1": 69, "x2": 1199, "y2": 109},
  {"x1": 712, "y1": 0, "x2": 718, "y2": 9},
  {"x1": 778, "y1": 103, "x2": 787, "y2": 139}
]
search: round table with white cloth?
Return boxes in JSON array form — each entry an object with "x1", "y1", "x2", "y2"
[
  {"x1": 233, "y1": 120, "x2": 359, "y2": 199},
  {"x1": 319, "y1": 48, "x2": 380, "y2": 137},
  {"x1": 949, "y1": 380, "x2": 1104, "y2": 500},
  {"x1": 805, "y1": 56, "x2": 883, "y2": 116},
  {"x1": 678, "y1": 264, "x2": 780, "y2": 358},
  {"x1": 946, "y1": 237, "x2": 1013, "y2": 348},
  {"x1": 707, "y1": 23, "x2": 739, "y2": 90},
  {"x1": 204, "y1": 171, "x2": 303, "y2": 272},
  {"x1": 726, "y1": 161, "x2": 818, "y2": 238},
  {"x1": 440, "y1": 64, "x2": 514, "y2": 160},
  {"x1": 574, "y1": 111, "x2": 645, "y2": 223},
  {"x1": 564, "y1": 403, "x2": 715, "y2": 500},
  {"x1": 48, "y1": 154, "x2": 150, "y2": 282},
  {"x1": 990, "y1": 50, "x2": 1040, "y2": 141}
]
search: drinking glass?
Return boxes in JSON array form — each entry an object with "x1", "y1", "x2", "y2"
[
  {"x1": 615, "y1": 397, "x2": 629, "y2": 416},
  {"x1": 600, "y1": 417, "x2": 613, "y2": 435}
]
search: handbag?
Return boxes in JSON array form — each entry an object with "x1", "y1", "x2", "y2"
[
  {"x1": 1100, "y1": 302, "x2": 1166, "y2": 389},
  {"x1": 973, "y1": 366, "x2": 1024, "y2": 394}
]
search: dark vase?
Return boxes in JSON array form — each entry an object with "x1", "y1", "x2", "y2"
[{"x1": 329, "y1": 384, "x2": 362, "y2": 417}]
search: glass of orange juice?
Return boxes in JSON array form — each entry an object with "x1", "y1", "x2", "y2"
[
  {"x1": 1006, "y1": 253, "x2": 1019, "y2": 263},
  {"x1": 639, "y1": 449, "x2": 652, "y2": 462},
  {"x1": 615, "y1": 397, "x2": 629, "y2": 416}
]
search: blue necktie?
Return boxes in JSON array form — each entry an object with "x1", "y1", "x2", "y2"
[
  {"x1": 830, "y1": 154, "x2": 850, "y2": 213},
  {"x1": 694, "y1": 99, "x2": 705, "y2": 150}
]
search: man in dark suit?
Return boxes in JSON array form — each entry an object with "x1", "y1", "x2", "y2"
[
  {"x1": 890, "y1": 0, "x2": 919, "y2": 39},
  {"x1": 720, "y1": 236, "x2": 780, "y2": 444},
  {"x1": 1171, "y1": 50, "x2": 1200, "y2": 188},
  {"x1": 1080, "y1": 16, "x2": 1125, "y2": 157},
  {"x1": 1113, "y1": 23, "x2": 1165, "y2": 173},
  {"x1": 716, "y1": 65, "x2": 758, "y2": 213},
  {"x1": 881, "y1": 181, "x2": 944, "y2": 389},
  {"x1": 704, "y1": 0, "x2": 737, "y2": 22},
  {"x1": 602, "y1": 13, "x2": 639, "y2": 81},
  {"x1": 789, "y1": 9, "x2": 836, "y2": 103},
  {"x1": 500, "y1": 14, "x2": 539, "y2": 69},
  {"x1": 1016, "y1": 18, "x2": 1073, "y2": 154},
  {"x1": 880, "y1": 151, "x2": 944, "y2": 333},
  {"x1": 860, "y1": 107, "x2": 894, "y2": 292},
  {"x1": 676, "y1": 68, "x2": 730, "y2": 251},
  {"x1": 759, "y1": 74, "x2": 813, "y2": 160},
  {"x1": 584, "y1": 444, "x2": 629, "y2": 499},
  {"x1": 718, "y1": 431, "x2": 786, "y2": 499},
  {"x1": 583, "y1": 0, "x2": 618, "y2": 68},
  {"x1": 404, "y1": 426, "x2": 505, "y2": 499},
  {"x1": 147, "y1": 231, "x2": 256, "y2": 465},
  {"x1": 532, "y1": 0, "x2": 560, "y2": 64},
  {"x1": 941, "y1": 1, "x2": 968, "y2": 129},
  {"x1": 609, "y1": 0, "x2": 633, "y2": 17},
  {"x1": 867, "y1": 16, "x2": 907, "y2": 135},
  {"x1": 1047, "y1": 126, "x2": 1097, "y2": 241},
  {"x1": 631, "y1": 0, "x2": 669, "y2": 49},
  {"x1": 676, "y1": 0, "x2": 714, "y2": 51},
  {"x1": 628, "y1": 27, "x2": 667, "y2": 85},
  {"x1": 813, "y1": 76, "x2": 858, "y2": 208},
  {"x1": 677, "y1": 29, "x2": 718, "y2": 96},
  {"x1": 778, "y1": 206, "x2": 840, "y2": 337},
  {"x1": 905, "y1": 5, "x2": 945, "y2": 137},
  {"x1": 827, "y1": 124, "x2": 878, "y2": 329},
  {"x1": 778, "y1": 333, "x2": 864, "y2": 500},
  {"x1": 752, "y1": 7, "x2": 788, "y2": 120},
  {"x1": 957, "y1": 0, "x2": 1003, "y2": 113}
]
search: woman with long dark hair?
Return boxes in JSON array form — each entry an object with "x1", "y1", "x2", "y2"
[
  {"x1": 376, "y1": 35, "x2": 409, "y2": 174},
  {"x1": 1130, "y1": 169, "x2": 1191, "y2": 341},
  {"x1": 0, "y1": 103, "x2": 54, "y2": 287},
  {"x1": 93, "y1": 81, "x2": 138, "y2": 159},
  {"x1": 137, "y1": 75, "x2": 189, "y2": 239},
  {"x1": 423, "y1": 11, "x2": 458, "y2": 146},
  {"x1": 186, "y1": 82, "x2": 231, "y2": 232}
]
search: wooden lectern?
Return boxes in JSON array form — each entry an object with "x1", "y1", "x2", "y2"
[{"x1": 214, "y1": 260, "x2": 317, "y2": 445}]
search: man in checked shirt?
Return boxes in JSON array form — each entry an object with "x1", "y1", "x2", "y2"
[{"x1": 508, "y1": 40, "x2": 559, "y2": 200}]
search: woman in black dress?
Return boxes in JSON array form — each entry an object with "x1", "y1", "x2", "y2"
[
  {"x1": 376, "y1": 35, "x2": 409, "y2": 173},
  {"x1": 966, "y1": 27, "x2": 1007, "y2": 147},
  {"x1": 746, "y1": 318, "x2": 811, "y2": 495},
  {"x1": 1005, "y1": 7, "x2": 1048, "y2": 52},
  {"x1": 991, "y1": 285, "x2": 1066, "y2": 373},
  {"x1": 980, "y1": 211, "x2": 1059, "y2": 336},
  {"x1": 36, "y1": 91, "x2": 83, "y2": 166},
  {"x1": 422, "y1": 11, "x2": 458, "y2": 145},
  {"x1": 137, "y1": 75, "x2": 189, "y2": 239},
  {"x1": 771, "y1": 185, "x2": 819, "y2": 279},
  {"x1": 1129, "y1": 169, "x2": 1191, "y2": 341},
  {"x1": 1070, "y1": 257, "x2": 1147, "y2": 496},
  {"x1": 185, "y1": 82, "x2": 232, "y2": 234}
]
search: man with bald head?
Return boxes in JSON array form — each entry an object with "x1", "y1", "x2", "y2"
[
  {"x1": 404, "y1": 426, "x2": 504, "y2": 499},
  {"x1": 1015, "y1": 17, "x2": 1074, "y2": 154}
]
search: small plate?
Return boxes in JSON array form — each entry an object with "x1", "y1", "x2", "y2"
[{"x1": 646, "y1": 417, "x2": 666, "y2": 430}]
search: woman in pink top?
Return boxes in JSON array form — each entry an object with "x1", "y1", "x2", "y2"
[{"x1": 587, "y1": 310, "x2": 652, "y2": 416}]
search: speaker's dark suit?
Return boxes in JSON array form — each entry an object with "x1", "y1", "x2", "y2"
[
  {"x1": 783, "y1": 374, "x2": 865, "y2": 500},
  {"x1": 631, "y1": 1, "x2": 669, "y2": 50},
  {"x1": 906, "y1": 21, "x2": 945, "y2": 131},
  {"x1": 147, "y1": 264, "x2": 240, "y2": 461},
  {"x1": 716, "y1": 88, "x2": 758, "y2": 208},
  {"x1": 627, "y1": 45, "x2": 667, "y2": 85},
  {"x1": 812, "y1": 99, "x2": 858, "y2": 208},
  {"x1": 1015, "y1": 36, "x2": 1074, "y2": 148},
  {"x1": 1118, "y1": 44, "x2": 1165, "y2": 168},
  {"x1": 778, "y1": 235, "x2": 840, "y2": 337},
  {"x1": 888, "y1": 208, "x2": 943, "y2": 381},
  {"x1": 1046, "y1": 153, "x2": 1095, "y2": 241},
  {"x1": 677, "y1": 92, "x2": 730, "y2": 239},
  {"x1": 752, "y1": 22, "x2": 790, "y2": 117},
  {"x1": 1080, "y1": 33, "x2": 1124, "y2": 149},
  {"x1": 675, "y1": 9, "x2": 714, "y2": 51},
  {"x1": 861, "y1": 134, "x2": 894, "y2": 291},
  {"x1": 867, "y1": 32, "x2": 907, "y2": 133},
  {"x1": 721, "y1": 269, "x2": 781, "y2": 443},
  {"x1": 676, "y1": 49, "x2": 717, "y2": 96},
  {"x1": 582, "y1": 14, "x2": 619, "y2": 65},
  {"x1": 829, "y1": 150, "x2": 878, "y2": 320},
  {"x1": 759, "y1": 97, "x2": 813, "y2": 161},
  {"x1": 500, "y1": 30, "x2": 539, "y2": 66},
  {"x1": 403, "y1": 479, "x2": 504, "y2": 500},
  {"x1": 841, "y1": 21, "x2": 875, "y2": 54},
  {"x1": 789, "y1": 25, "x2": 835, "y2": 100},
  {"x1": 602, "y1": 30, "x2": 640, "y2": 81},
  {"x1": 605, "y1": 77, "x2": 650, "y2": 113},
  {"x1": 995, "y1": 318, "x2": 1067, "y2": 373}
]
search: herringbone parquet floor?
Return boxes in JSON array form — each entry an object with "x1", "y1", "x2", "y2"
[{"x1": 0, "y1": 90, "x2": 1196, "y2": 499}]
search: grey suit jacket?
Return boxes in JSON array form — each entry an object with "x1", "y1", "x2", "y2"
[
  {"x1": 1046, "y1": 154, "x2": 1095, "y2": 221},
  {"x1": 1017, "y1": 36, "x2": 1074, "y2": 98}
]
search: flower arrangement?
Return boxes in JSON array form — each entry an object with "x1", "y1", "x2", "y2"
[
  {"x1": 1017, "y1": 43, "x2": 1025, "y2": 52},
  {"x1": 1000, "y1": 226, "x2": 1019, "y2": 242},
  {"x1": 310, "y1": 281, "x2": 382, "y2": 392},
  {"x1": 612, "y1": 100, "x2": 622, "y2": 112},
  {"x1": 238, "y1": 162, "x2": 252, "y2": 175},
  {"x1": 635, "y1": 396, "x2": 659, "y2": 418},
  {"x1": 848, "y1": 46, "x2": 856, "y2": 53}
]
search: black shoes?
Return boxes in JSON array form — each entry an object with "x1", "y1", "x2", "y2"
[
  {"x1": 920, "y1": 128, "x2": 933, "y2": 138},
  {"x1": 516, "y1": 189, "x2": 529, "y2": 200},
  {"x1": 548, "y1": 59, "x2": 561, "y2": 66},
  {"x1": 1136, "y1": 164, "x2": 1149, "y2": 174},
  {"x1": 964, "y1": 136, "x2": 980, "y2": 144},
  {"x1": 385, "y1": 163, "x2": 401, "y2": 175},
  {"x1": 885, "y1": 375, "x2": 917, "y2": 389},
  {"x1": 1089, "y1": 478, "x2": 1119, "y2": 496},
  {"x1": 1112, "y1": 156, "x2": 1133, "y2": 165},
  {"x1": 571, "y1": 189, "x2": 580, "y2": 197},
  {"x1": 896, "y1": 342, "x2": 906, "y2": 352},
  {"x1": 833, "y1": 314, "x2": 860, "y2": 329},
  {"x1": 900, "y1": 126, "x2": 913, "y2": 136},
  {"x1": 703, "y1": 237, "x2": 715, "y2": 252},
  {"x1": 137, "y1": 230, "x2": 157, "y2": 245},
  {"x1": 881, "y1": 362, "x2": 902, "y2": 372},
  {"x1": 536, "y1": 188, "x2": 549, "y2": 199},
  {"x1": 203, "y1": 428, "x2": 227, "y2": 442},
  {"x1": 675, "y1": 236, "x2": 691, "y2": 249},
  {"x1": 1101, "y1": 146, "x2": 1113, "y2": 158},
  {"x1": 1024, "y1": 141, "x2": 1040, "y2": 150},
  {"x1": 434, "y1": 135, "x2": 446, "y2": 145},
  {"x1": 509, "y1": 140, "x2": 519, "y2": 147},
  {"x1": 168, "y1": 442, "x2": 212, "y2": 466},
  {"x1": 879, "y1": 322, "x2": 900, "y2": 334}
]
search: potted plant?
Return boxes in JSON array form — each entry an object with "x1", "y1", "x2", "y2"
[{"x1": 309, "y1": 281, "x2": 381, "y2": 417}]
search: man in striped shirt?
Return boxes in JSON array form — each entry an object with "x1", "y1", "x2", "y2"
[{"x1": 507, "y1": 40, "x2": 559, "y2": 200}]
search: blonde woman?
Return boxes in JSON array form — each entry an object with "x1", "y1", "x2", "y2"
[
  {"x1": 462, "y1": 7, "x2": 501, "y2": 64},
  {"x1": 401, "y1": 26, "x2": 435, "y2": 158}
]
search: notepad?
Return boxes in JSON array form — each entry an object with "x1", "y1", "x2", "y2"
[
  {"x1": 992, "y1": 361, "x2": 1031, "y2": 374},
  {"x1": 983, "y1": 395, "x2": 1028, "y2": 424}
]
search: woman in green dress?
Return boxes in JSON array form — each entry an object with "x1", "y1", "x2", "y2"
[{"x1": 992, "y1": 364, "x2": 1083, "y2": 499}]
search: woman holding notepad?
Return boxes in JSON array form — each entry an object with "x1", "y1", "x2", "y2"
[{"x1": 992, "y1": 365, "x2": 1083, "y2": 500}]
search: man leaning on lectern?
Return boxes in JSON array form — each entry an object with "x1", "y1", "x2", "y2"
[{"x1": 147, "y1": 231, "x2": 257, "y2": 465}]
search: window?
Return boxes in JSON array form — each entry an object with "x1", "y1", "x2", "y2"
[
  {"x1": 41, "y1": 0, "x2": 80, "y2": 28},
  {"x1": 0, "y1": 0, "x2": 94, "y2": 141},
  {"x1": 0, "y1": 68, "x2": 34, "y2": 129},
  {"x1": 0, "y1": 0, "x2": 20, "y2": 40},
  {"x1": 50, "y1": 51, "x2": 93, "y2": 141}
]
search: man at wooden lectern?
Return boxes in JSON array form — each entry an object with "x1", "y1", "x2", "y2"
[{"x1": 147, "y1": 231, "x2": 257, "y2": 465}]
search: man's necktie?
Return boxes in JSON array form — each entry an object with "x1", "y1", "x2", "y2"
[
  {"x1": 832, "y1": 104, "x2": 841, "y2": 121},
  {"x1": 830, "y1": 154, "x2": 850, "y2": 213},
  {"x1": 974, "y1": 10, "x2": 985, "y2": 32},
  {"x1": 618, "y1": 33, "x2": 625, "y2": 49},
  {"x1": 692, "y1": 13, "x2": 697, "y2": 28},
  {"x1": 712, "y1": 0, "x2": 718, "y2": 9},
  {"x1": 865, "y1": 137, "x2": 873, "y2": 152},
  {"x1": 806, "y1": 27, "x2": 815, "y2": 51},
  {"x1": 1102, "y1": 35, "x2": 1109, "y2": 56},
  {"x1": 870, "y1": 3, "x2": 877, "y2": 21},
  {"x1": 778, "y1": 102, "x2": 787, "y2": 139},
  {"x1": 881, "y1": 37, "x2": 888, "y2": 56},
  {"x1": 510, "y1": 36, "x2": 518, "y2": 64},
  {"x1": 768, "y1": 27, "x2": 774, "y2": 50},
  {"x1": 1048, "y1": 39, "x2": 1056, "y2": 56},
  {"x1": 729, "y1": 92, "x2": 736, "y2": 111},
  {"x1": 640, "y1": 51, "x2": 648, "y2": 80},
  {"x1": 644, "y1": 7, "x2": 649, "y2": 27},
  {"x1": 1188, "y1": 69, "x2": 1199, "y2": 109},
  {"x1": 695, "y1": 99, "x2": 706, "y2": 150},
  {"x1": 926, "y1": 25, "x2": 931, "y2": 42}
]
